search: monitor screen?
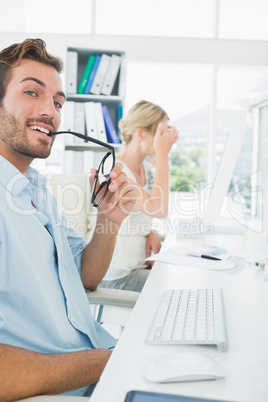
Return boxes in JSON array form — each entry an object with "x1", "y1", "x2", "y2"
[{"x1": 205, "y1": 121, "x2": 246, "y2": 223}]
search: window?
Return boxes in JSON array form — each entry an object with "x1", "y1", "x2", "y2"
[
  {"x1": 3, "y1": 0, "x2": 268, "y2": 39},
  {"x1": 1, "y1": 0, "x2": 92, "y2": 34},
  {"x1": 96, "y1": 0, "x2": 214, "y2": 37},
  {"x1": 126, "y1": 62, "x2": 212, "y2": 192},
  {"x1": 216, "y1": 67, "x2": 268, "y2": 216},
  {"x1": 255, "y1": 105, "x2": 268, "y2": 221},
  {"x1": 219, "y1": 0, "x2": 268, "y2": 40},
  {"x1": 126, "y1": 62, "x2": 268, "y2": 212}
]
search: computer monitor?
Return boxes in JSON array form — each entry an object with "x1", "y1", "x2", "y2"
[
  {"x1": 205, "y1": 121, "x2": 247, "y2": 224},
  {"x1": 175, "y1": 121, "x2": 247, "y2": 237}
]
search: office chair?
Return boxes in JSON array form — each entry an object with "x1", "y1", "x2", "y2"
[{"x1": 87, "y1": 287, "x2": 139, "y2": 326}]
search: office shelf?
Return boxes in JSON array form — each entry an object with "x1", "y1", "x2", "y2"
[
  {"x1": 65, "y1": 143, "x2": 122, "y2": 152},
  {"x1": 63, "y1": 46, "x2": 126, "y2": 172}
]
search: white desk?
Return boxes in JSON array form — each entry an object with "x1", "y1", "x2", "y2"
[{"x1": 91, "y1": 232, "x2": 268, "y2": 402}]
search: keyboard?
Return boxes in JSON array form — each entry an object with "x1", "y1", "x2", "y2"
[{"x1": 146, "y1": 288, "x2": 228, "y2": 352}]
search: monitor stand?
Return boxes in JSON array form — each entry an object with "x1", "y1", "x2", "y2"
[
  {"x1": 175, "y1": 216, "x2": 247, "y2": 239},
  {"x1": 212, "y1": 217, "x2": 247, "y2": 234}
]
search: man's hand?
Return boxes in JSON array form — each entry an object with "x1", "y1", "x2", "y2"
[
  {"x1": 82, "y1": 163, "x2": 137, "y2": 290},
  {"x1": 90, "y1": 162, "x2": 137, "y2": 226}
]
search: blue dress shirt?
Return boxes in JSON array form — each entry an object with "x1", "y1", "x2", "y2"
[{"x1": 0, "y1": 156, "x2": 116, "y2": 396}]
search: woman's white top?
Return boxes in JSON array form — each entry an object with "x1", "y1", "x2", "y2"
[{"x1": 102, "y1": 160, "x2": 154, "y2": 280}]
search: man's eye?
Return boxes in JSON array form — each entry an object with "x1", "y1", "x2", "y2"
[{"x1": 54, "y1": 100, "x2": 62, "y2": 109}]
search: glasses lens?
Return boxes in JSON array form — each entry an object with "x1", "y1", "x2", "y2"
[
  {"x1": 91, "y1": 151, "x2": 115, "y2": 207},
  {"x1": 98, "y1": 152, "x2": 114, "y2": 183}
]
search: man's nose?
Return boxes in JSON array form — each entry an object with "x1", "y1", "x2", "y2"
[{"x1": 38, "y1": 97, "x2": 56, "y2": 117}]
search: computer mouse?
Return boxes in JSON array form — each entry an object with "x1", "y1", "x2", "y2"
[{"x1": 143, "y1": 352, "x2": 226, "y2": 383}]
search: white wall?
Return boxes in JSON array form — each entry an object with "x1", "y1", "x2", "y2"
[{"x1": 0, "y1": 32, "x2": 267, "y2": 68}]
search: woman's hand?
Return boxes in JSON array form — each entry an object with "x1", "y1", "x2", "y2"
[{"x1": 153, "y1": 122, "x2": 179, "y2": 157}]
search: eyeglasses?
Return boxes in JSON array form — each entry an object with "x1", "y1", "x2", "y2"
[{"x1": 49, "y1": 131, "x2": 115, "y2": 207}]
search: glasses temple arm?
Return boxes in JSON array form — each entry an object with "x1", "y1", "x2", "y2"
[{"x1": 49, "y1": 131, "x2": 114, "y2": 151}]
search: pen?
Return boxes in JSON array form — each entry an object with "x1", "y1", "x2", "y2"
[
  {"x1": 200, "y1": 254, "x2": 221, "y2": 261},
  {"x1": 187, "y1": 253, "x2": 221, "y2": 261},
  {"x1": 255, "y1": 260, "x2": 266, "y2": 268}
]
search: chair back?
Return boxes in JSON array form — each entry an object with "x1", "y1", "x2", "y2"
[{"x1": 47, "y1": 173, "x2": 94, "y2": 239}]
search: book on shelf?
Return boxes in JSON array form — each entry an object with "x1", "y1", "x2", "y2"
[
  {"x1": 64, "y1": 101, "x2": 75, "y2": 135},
  {"x1": 66, "y1": 101, "x2": 122, "y2": 149},
  {"x1": 90, "y1": 54, "x2": 111, "y2": 95},
  {"x1": 94, "y1": 102, "x2": 107, "y2": 143},
  {"x1": 66, "y1": 51, "x2": 78, "y2": 94},
  {"x1": 101, "y1": 54, "x2": 122, "y2": 96},
  {"x1": 118, "y1": 56, "x2": 126, "y2": 98},
  {"x1": 74, "y1": 102, "x2": 86, "y2": 142},
  {"x1": 64, "y1": 150, "x2": 75, "y2": 174},
  {"x1": 65, "y1": 150, "x2": 87, "y2": 174},
  {"x1": 116, "y1": 104, "x2": 123, "y2": 139},
  {"x1": 102, "y1": 105, "x2": 120, "y2": 144},
  {"x1": 84, "y1": 102, "x2": 98, "y2": 140},
  {"x1": 77, "y1": 55, "x2": 95, "y2": 94},
  {"x1": 63, "y1": 100, "x2": 76, "y2": 173},
  {"x1": 83, "y1": 55, "x2": 101, "y2": 94},
  {"x1": 73, "y1": 151, "x2": 84, "y2": 173},
  {"x1": 83, "y1": 150, "x2": 94, "y2": 174}
]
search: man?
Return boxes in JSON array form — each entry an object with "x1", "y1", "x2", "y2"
[{"x1": 0, "y1": 38, "x2": 137, "y2": 401}]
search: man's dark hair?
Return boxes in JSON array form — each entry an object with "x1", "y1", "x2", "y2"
[{"x1": 0, "y1": 38, "x2": 64, "y2": 103}]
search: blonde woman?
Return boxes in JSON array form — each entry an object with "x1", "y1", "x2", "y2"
[{"x1": 99, "y1": 100, "x2": 179, "y2": 291}]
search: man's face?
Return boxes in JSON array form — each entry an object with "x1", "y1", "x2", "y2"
[{"x1": 0, "y1": 59, "x2": 65, "y2": 167}]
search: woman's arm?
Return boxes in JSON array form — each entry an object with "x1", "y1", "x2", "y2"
[{"x1": 133, "y1": 122, "x2": 178, "y2": 218}]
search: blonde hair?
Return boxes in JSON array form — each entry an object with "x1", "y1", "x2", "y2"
[{"x1": 119, "y1": 100, "x2": 169, "y2": 145}]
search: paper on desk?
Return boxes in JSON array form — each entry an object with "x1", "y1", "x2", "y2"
[{"x1": 146, "y1": 243, "x2": 236, "y2": 270}]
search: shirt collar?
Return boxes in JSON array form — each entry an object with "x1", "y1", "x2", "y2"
[
  {"x1": 0, "y1": 156, "x2": 46, "y2": 196},
  {"x1": 25, "y1": 166, "x2": 47, "y2": 188}
]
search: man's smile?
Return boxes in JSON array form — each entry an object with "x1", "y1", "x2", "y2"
[{"x1": 28, "y1": 124, "x2": 54, "y2": 138}]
